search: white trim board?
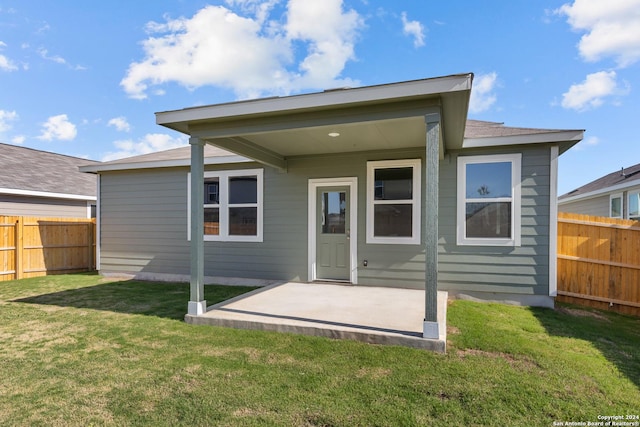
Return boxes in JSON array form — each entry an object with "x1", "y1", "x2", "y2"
[
  {"x1": 0, "y1": 187, "x2": 96, "y2": 201},
  {"x1": 308, "y1": 177, "x2": 358, "y2": 284}
]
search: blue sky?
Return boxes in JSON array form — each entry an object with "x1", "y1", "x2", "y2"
[{"x1": 1, "y1": 0, "x2": 639, "y2": 195}]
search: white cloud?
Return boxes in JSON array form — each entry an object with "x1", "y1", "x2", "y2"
[
  {"x1": 108, "y1": 116, "x2": 131, "y2": 132},
  {"x1": 224, "y1": 0, "x2": 279, "y2": 24},
  {"x1": 285, "y1": 0, "x2": 363, "y2": 89},
  {"x1": 37, "y1": 114, "x2": 77, "y2": 141},
  {"x1": 561, "y1": 70, "x2": 628, "y2": 110},
  {"x1": 37, "y1": 47, "x2": 66, "y2": 65},
  {"x1": 469, "y1": 72, "x2": 498, "y2": 113},
  {"x1": 573, "y1": 135, "x2": 599, "y2": 150},
  {"x1": 0, "y1": 41, "x2": 17, "y2": 71},
  {"x1": 401, "y1": 12, "x2": 425, "y2": 48},
  {"x1": 11, "y1": 135, "x2": 25, "y2": 145},
  {"x1": 101, "y1": 133, "x2": 188, "y2": 162},
  {"x1": 121, "y1": 0, "x2": 363, "y2": 100},
  {"x1": 556, "y1": 0, "x2": 640, "y2": 67},
  {"x1": 37, "y1": 47, "x2": 86, "y2": 70},
  {"x1": 0, "y1": 109, "x2": 18, "y2": 132}
]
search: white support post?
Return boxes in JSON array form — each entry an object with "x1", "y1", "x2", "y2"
[
  {"x1": 189, "y1": 137, "x2": 206, "y2": 315},
  {"x1": 424, "y1": 113, "x2": 441, "y2": 339}
]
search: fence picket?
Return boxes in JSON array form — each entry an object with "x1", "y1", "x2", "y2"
[
  {"x1": 0, "y1": 216, "x2": 95, "y2": 281},
  {"x1": 557, "y1": 212, "x2": 640, "y2": 316}
]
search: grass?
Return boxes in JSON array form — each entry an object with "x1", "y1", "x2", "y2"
[{"x1": 0, "y1": 273, "x2": 638, "y2": 426}]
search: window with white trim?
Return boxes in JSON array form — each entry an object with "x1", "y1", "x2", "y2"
[
  {"x1": 628, "y1": 191, "x2": 640, "y2": 221},
  {"x1": 610, "y1": 193, "x2": 623, "y2": 218},
  {"x1": 366, "y1": 159, "x2": 421, "y2": 244},
  {"x1": 188, "y1": 169, "x2": 263, "y2": 242},
  {"x1": 457, "y1": 154, "x2": 521, "y2": 246}
]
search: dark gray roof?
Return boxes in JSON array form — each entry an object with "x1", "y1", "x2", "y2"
[
  {"x1": 559, "y1": 162, "x2": 640, "y2": 200},
  {"x1": 98, "y1": 144, "x2": 236, "y2": 165},
  {"x1": 0, "y1": 143, "x2": 98, "y2": 197},
  {"x1": 91, "y1": 120, "x2": 569, "y2": 168},
  {"x1": 464, "y1": 119, "x2": 574, "y2": 138},
  {"x1": 82, "y1": 119, "x2": 581, "y2": 174}
]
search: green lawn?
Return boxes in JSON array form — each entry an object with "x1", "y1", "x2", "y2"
[{"x1": 0, "y1": 274, "x2": 638, "y2": 426}]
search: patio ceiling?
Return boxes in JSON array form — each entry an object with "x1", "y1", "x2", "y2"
[{"x1": 156, "y1": 74, "x2": 473, "y2": 169}]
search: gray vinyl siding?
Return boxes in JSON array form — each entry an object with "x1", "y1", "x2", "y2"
[
  {"x1": 558, "y1": 194, "x2": 609, "y2": 217},
  {"x1": 99, "y1": 168, "x2": 190, "y2": 275},
  {"x1": 290, "y1": 150, "x2": 427, "y2": 289},
  {"x1": 437, "y1": 146, "x2": 552, "y2": 296},
  {"x1": 0, "y1": 195, "x2": 90, "y2": 218},
  {"x1": 98, "y1": 145, "x2": 553, "y2": 296}
]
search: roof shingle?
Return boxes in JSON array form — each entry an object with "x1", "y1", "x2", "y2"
[{"x1": 0, "y1": 143, "x2": 98, "y2": 197}]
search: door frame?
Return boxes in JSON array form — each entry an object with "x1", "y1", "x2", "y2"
[{"x1": 308, "y1": 177, "x2": 358, "y2": 284}]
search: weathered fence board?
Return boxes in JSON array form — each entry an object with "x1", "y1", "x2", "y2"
[
  {"x1": 0, "y1": 216, "x2": 95, "y2": 281},
  {"x1": 557, "y1": 212, "x2": 640, "y2": 316}
]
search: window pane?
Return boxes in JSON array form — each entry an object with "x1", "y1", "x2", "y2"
[
  {"x1": 629, "y1": 193, "x2": 640, "y2": 218},
  {"x1": 374, "y1": 167, "x2": 413, "y2": 200},
  {"x1": 466, "y1": 162, "x2": 512, "y2": 199},
  {"x1": 466, "y1": 202, "x2": 511, "y2": 238},
  {"x1": 204, "y1": 207, "x2": 219, "y2": 235},
  {"x1": 374, "y1": 204, "x2": 412, "y2": 237},
  {"x1": 229, "y1": 176, "x2": 257, "y2": 204},
  {"x1": 611, "y1": 197, "x2": 622, "y2": 217},
  {"x1": 322, "y1": 191, "x2": 346, "y2": 234},
  {"x1": 204, "y1": 178, "x2": 219, "y2": 204},
  {"x1": 229, "y1": 207, "x2": 257, "y2": 235}
]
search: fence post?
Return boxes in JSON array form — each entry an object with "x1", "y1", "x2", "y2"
[
  {"x1": 88, "y1": 221, "x2": 95, "y2": 271},
  {"x1": 15, "y1": 218, "x2": 23, "y2": 279}
]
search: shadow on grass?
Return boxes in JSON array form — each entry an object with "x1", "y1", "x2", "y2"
[
  {"x1": 532, "y1": 303, "x2": 640, "y2": 390},
  {"x1": 14, "y1": 280, "x2": 258, "y2": 321}
]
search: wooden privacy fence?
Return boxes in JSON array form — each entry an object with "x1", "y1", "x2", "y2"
[
  {"x1": 557, "y1": 212, "x2": 640, "y2": 316},
  {"x1": 0, "y1": 216, "x2": 96, "y2": 281}
]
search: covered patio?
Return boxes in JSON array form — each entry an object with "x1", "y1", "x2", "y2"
[
  {"x1": 156, "y1": 74, "x2": 474, "y2": 349},
  {"x1": 186, "y1": 282, "x2": 448, "y2": 352}
]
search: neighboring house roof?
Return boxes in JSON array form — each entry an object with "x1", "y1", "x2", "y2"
[
  {"x1": 0, "y1": 143, "x2": 99, "y2": 200},
  {"x1": 558, "y1": 162, "x2": 640, "y2": 203},
  {"x1": 82, "y1": 119, "x2": 584, "y2": 174}
]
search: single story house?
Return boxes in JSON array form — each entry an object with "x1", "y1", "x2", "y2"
[
  {"x1": 0, "y1": 143, "x2": 98, "y2": 218},
  {"x1": 81, "y1": 74, "x2": 583, "y2": 339},
  {"x1": 558, "y1": 162, "x2": 640, "y2": 220}
]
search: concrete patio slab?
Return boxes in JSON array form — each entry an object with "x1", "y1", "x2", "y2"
[{"x1": 185, "y1": 282, "x2": 448, "y2": 352}]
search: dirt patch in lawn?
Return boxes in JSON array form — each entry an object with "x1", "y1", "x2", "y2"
[
  {"x1": 456, "y1": 348, "x2": 541, "y2": 371},
  {"x1": 556, "y1": 306, "x2": 611, "y2": 322}
]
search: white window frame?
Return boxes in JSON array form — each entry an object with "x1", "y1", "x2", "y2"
[
  {"x1": 188, "y1": 168, "x2": 263, "y2": 242},
  {"x1": 628, "y1": 190, "x2": 640, "y2": 220},
  {"x1": 366, "y1": 159, "x2": 421, "y2": 245},
  {"x1": 457, "y1": 154, "x2": 521, "y2": 246},
  {"x1": 610, "y1": 193, "x2": 623, "y2": 218}
]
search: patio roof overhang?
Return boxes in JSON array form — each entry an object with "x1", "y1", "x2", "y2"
[
  {"x1": 156, "y1": 74, "x2": 473, "y2": 170},
  {"x1": 161, "y1": 74, "x2": 473, "y2": 343}
]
